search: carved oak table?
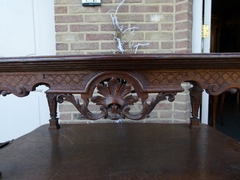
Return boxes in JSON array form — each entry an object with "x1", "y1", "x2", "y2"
[
  {"x1": 2, "y1": 53, "x2": 240, "y2": 178},
  {"x1": 0, "y1": 53, "x2": 240, "y2": 129}
]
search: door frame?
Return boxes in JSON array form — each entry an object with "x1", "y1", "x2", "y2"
[{"x1": 192, "y1": 0, "x2": 212, "y2": 124}]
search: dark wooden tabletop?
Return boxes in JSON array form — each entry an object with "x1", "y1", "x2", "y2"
[{"x1": 1, "y1": 123, "x2": 240, "y2": 179}]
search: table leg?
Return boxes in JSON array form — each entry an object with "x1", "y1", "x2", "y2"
[
  {"x1": 189, "y1": 82, "x2": 203, "y2": 128},
  {"x1": 46, "y1": 93, "x2": 60, "y2": 129}
]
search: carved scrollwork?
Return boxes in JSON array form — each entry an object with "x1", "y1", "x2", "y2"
[
  {"x1": 206, "y1": 84, "x2": 220, "y2": 94},
  {"x1": 57, "y1": 77, "x2": 177, "y2": 121},
  {"x1": 0, "y1": 91, "x2": 11, "y2": 96},
  {"x1": 122, "y1": 92, "x2": 176, "y2": 120},
  {"x1": 0, "y1": 87, "x2": 29, "y2": 97}
]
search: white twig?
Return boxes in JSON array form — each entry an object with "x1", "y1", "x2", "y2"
[
  {"x1": 122, "y1": 27, "x2": 138, "y2": 34},
  {"x1": 116, "y1": 38, "x2": 124, "y2": 53},
  {"x1": 133, "y1": 43, "x2": 149, "y2": 54},
  {"x1": 106, "y1": 0, "x2": 149, "y2": 54},
  {"x1": 114, "y1": 0, "x2": 125, "y2": 15}
]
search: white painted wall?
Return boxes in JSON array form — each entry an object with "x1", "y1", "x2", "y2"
[
  {"x1": 0, "y1": 0, "x2": 56, "y2": 141},
  {"x1": 192, "y1": 0, "x2": 203, "y2": 54}
]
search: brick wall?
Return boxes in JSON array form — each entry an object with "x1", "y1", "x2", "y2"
[{"x1": 54, "y1": 0, "x2": 193, "y2": 124}]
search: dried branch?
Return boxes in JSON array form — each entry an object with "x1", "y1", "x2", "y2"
[
  {"x1": 106, "y1": 0, "x2": 149, "y2": 54},
  {"x1": 132, "y1": 43, "x2": 150, "y2": 54}
]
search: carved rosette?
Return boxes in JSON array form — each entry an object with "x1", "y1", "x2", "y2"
[{"x1": 57, "y1": 77, "x2": 177, "y2": 121}]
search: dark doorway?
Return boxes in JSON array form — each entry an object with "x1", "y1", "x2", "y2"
[
  {"x1": 211, "y1": 0, "x2": 240, "y2": 141},
  {"x1": 212, "y1": 0, "x2": 240, "y2": 52}
]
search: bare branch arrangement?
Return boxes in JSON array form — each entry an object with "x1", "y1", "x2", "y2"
[{"x1": 107, "y1": 0, "x2": 149, "y2": 54}]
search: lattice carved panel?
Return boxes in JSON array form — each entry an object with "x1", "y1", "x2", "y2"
[
  {"x1": 44, "y1": 71, "x2": 95, "y2": 88},
  {"x1": 135, "y1": 70, "x2": 240, "y2": 95}
]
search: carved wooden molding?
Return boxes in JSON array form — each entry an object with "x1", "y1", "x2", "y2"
[
  {"x1": 1, "y1": 53, "x2": 240, "y2": 128},
  {"x1": 56, "y1": 77, "x2": 177, "y2": 121}
]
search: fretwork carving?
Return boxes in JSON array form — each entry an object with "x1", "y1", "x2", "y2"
[
  {"x1": 44, "y1": 71, "x2": 93, "y2": 87},
  {"x1": 137, "y1": 70, "x2": 240, "y2": 95},
  {"x1": 0, "y1": 74, "x2": 33, "y2": 96},
  {"x1": 57, "y1": 77, "x2": 177, "y2": 121},
  {"x1": 2, "y1": 54, "x2": 240, "y2": 129}
]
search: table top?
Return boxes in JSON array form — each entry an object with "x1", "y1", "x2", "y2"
[{"x1": 1, "y1": 123, "x2": 240, "y2": 179}]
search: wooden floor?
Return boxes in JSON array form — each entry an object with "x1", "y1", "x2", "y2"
[{"x1": 1, "y1": 123, "x2": 240, "y2": 180}]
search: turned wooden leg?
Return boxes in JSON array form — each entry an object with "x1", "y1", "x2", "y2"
[
  {"x1": 46, "y1": 93, "x2": 60, "y2": 129},
  {"x1": 189, "y1": 82, "x2": 203, "y2": 128}
]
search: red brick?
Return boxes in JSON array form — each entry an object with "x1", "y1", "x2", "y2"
[
  {"x1": 59, "y1": 113, "x2": 71, "y2": 120},
  {"x1": 117, "y1": 14, "x2": 144, "y2": 22},
  {"x1": 129, "y1": 32, "x2": 144, "y2": 40},
  {"x1": 86, "y1": 34, "x2": 113, "y2": 41},
  {"x1": 115, "y1": 0, "x2": 142, "y2": 3},
  {"x1": 59, "y1": 104, "x2": 77, "y2": 111},
  {"x1": 85, "y1": 14, "x2": 111, "y2": 22},
  {"x1": 175, "y1": 49, "x2": 190, "y2": 53},
  {"x1": 157, "y1": 102, "x2": 172, "y2": 110},
  {"x1": 131, "y1": 5, "x2": 159, "y2": 12},
  {"x1": 175, "y1": 12, "x2": 190, "y2": 21},
  {"x1": 55, "y1": 25, "x2": 68, "y2": 32},
  {"x1": 55, "y1": 6, "x2": 68, "y2": 14},
  {"x1": 71, "y1": 43, "x2": 99, "y2": 50},
  {"x1": 56, "y1": 43, "x2": 68, "y2": 50},
  {"x1": 146, "y1": 32, "x2": 172, "y2": 40},
  {"x1": 175, "y1": 40, "x2": 189, "y2": 48},
  {"x1": 174, "y1": 111, "x2": 190, "y2": 120},
  {"x1": 55, "y1": 0, "x2": 79, "y2": 4},
  {"x1": 176, "y1": 2, "x2": 189, "y2": 12},
  {"x1": 145, "y1": 0, "x2": 173, "y2": 3},
  {"x1": 175, "y1": 94, "x2": 190, "y2": 101},
  {"x1": 175, "y1": 31, "x2": 189, "y2": 39},
  {"x1": 56, "y1": 34, "x2": 84, "y2": 41},
  {"x1": 160, "y1": 111, "x2": 172, "y2": 119},
  {"x1": 55, "y1": 15, "x2": 83, "y2": 23},
  {"x1": 161, "y1": 42, "x2": 173, "y2": 49},
  {"x1": 162, "y1": 5, "x2": 174, "y2": 12},
  {"x1": 131, "y1": 24, "x2": 158, "y2": 31},
  {"x1": 101, "y1": 5, "x2": 129, "y2": 13},
  {"x1": 102, "y1": 0, "x2": 113, "y2": 3},
  {"x1": 161, "y1": 24, "x2": 173, "y2": 31},
  {"x1": 176, "y1": 0, "x2": 186, "y2": 3},
  {"x1": 101, "y1": 24, "x2": 128, "y2": 31},
  {"x1": 174, "y1": 102, "x2": 190, "y2": 111},
  {"x1": 101, "y1": 42, "x2": 118, "y2": 50},
  {"x1": 70, "y1": 25, "x2": 99, "y2": 32},
  {"x1": 175, "y1": 21, "x2": 190, "y2": 30},
  {"x1": 69, "y1": 6, "x2": 99, "y2": 13}
]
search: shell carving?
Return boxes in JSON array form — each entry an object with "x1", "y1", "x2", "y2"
[
  {"x1": 91, "y1": 77, "x2": 139, "y2": 119},
  {"x1": 57, "y1": 77, "x2": 177, "y2": 121}
]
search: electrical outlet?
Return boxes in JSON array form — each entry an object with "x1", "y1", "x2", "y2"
[{"x1": 82, "y1": 0, "x2": 101, "y2": 6}]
